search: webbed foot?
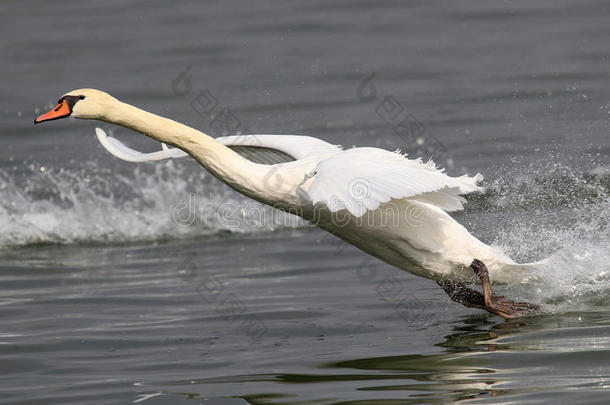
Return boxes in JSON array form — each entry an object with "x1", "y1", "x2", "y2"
[{"x1": 470, "y1": 259, "x2": 540, "y2": 319}]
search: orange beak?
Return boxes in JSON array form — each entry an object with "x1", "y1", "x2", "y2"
[{"x1": 34, "y1": 100, "x2": 71, "y2": 124}]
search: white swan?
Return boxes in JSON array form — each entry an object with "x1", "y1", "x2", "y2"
[{"x1": 35, "y1": 89, "x2": 541, "y2": 318}]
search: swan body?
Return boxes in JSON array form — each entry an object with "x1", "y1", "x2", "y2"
[{"x1": 36, "y1": 89, "x2": 536, "y2": 284}]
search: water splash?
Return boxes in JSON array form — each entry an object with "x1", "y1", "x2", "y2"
[
  {"x1": 0, "y1": 160, "x2": 302, "y2": 249},
  {"x1": 470, "y1": 159, "x2": 610, "y2": 310},
  {"x1": 2, "y1": 156, "x2": 609, "y2": 310}
]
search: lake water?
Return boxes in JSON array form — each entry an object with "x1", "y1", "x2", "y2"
[{"x1": 1, "y1": 0, "x2": 610, "y2": 403}]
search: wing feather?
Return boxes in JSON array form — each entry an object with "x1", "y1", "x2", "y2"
[
  {"x1": 95, "y1": 128, "x2": 188, "y2": 162},
  {"x1": 94, "y1": 128, "x2": 339, "y2": 163},
  {"x1": 95, "y1": 128, "x2": 482, "y2": 217},
  {"x1": 298, "y1": 147, "x2": 483, "y2": 217},
  {"x1": 226, "y1": 145, "x2": 295, "y2": 164}
]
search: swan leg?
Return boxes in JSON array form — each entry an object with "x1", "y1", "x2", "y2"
[
  {"x1": 470, "y1": 259, "x2": 540, "y2": 319},
  {"x1": 437, "y1": 279, "x2": 486, "y2": 310}
]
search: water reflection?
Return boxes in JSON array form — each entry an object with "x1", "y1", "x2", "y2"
[{"x1": 152, "y1": 312, "x2": 610, "y2": 404}]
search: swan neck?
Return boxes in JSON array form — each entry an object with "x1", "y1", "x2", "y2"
[
  {"x1": 105, "y1": 101, "x2": 210, "y2": 150},
  {"x1": 100, "y1": 98, "x2": 285, "y2": 204}
]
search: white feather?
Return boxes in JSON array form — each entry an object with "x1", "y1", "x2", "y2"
[
  {"x1": 214, "y1": 134, "x2": 340, "y2": 160},
  {"x1": 95, "y1": 128, "x2": 188, "y2": 162},
  {"x1": 46, "y1": 89, "x2": 540, "y2": 289},
  {"x1": 297, "y1": 147, "x2": 483, "y2": 217},
  {"x1": 95, "y1": 128, "x2": 340, "y2": 163}
]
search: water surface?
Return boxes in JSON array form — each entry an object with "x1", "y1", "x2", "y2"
[{"x1": 1, "y1": 0, "x2": 610, "y2": 403}]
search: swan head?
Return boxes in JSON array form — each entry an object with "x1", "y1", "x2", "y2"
[{"x1": 35, "y1": 89, "x2": 117, "y2": 124}]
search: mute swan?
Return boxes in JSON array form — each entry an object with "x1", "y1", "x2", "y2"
[{"x1": 35, "y1": 89, "x2": 540, "y2": 318}]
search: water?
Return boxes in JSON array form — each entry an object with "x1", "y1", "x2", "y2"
[{"x1": 1, "y1": 0, "x2": 610, "y2": 403}]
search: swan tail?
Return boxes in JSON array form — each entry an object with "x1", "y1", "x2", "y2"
[{"x1": 496, "y1": 258, "x2": 550, "y2": 284}]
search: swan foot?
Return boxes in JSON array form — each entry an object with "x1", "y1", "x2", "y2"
[
  {"x1": 436, "y1": 279, "x2": 486, "y2": 310},
  {"x1": 470, "y1": 259, "x2": 540, "y2": 319}
]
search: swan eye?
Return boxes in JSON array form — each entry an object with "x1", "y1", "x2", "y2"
[{"x1": 79, "y1": 95, "x2": 85, "y2": 100}]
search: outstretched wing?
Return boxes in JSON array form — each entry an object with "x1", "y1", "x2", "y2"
[
  {"x1": 95, "y1": 128, "x2": 340, "y2": 164},
  {"x1": 297, "y1": 147, "x2": 483, "y2": 217},
  {"x1": 95, "y1": 128, "x2": 189, "y2": 162},
  {"x1": 216, "y1": 134, "x2": 341, "y2": 160}
]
